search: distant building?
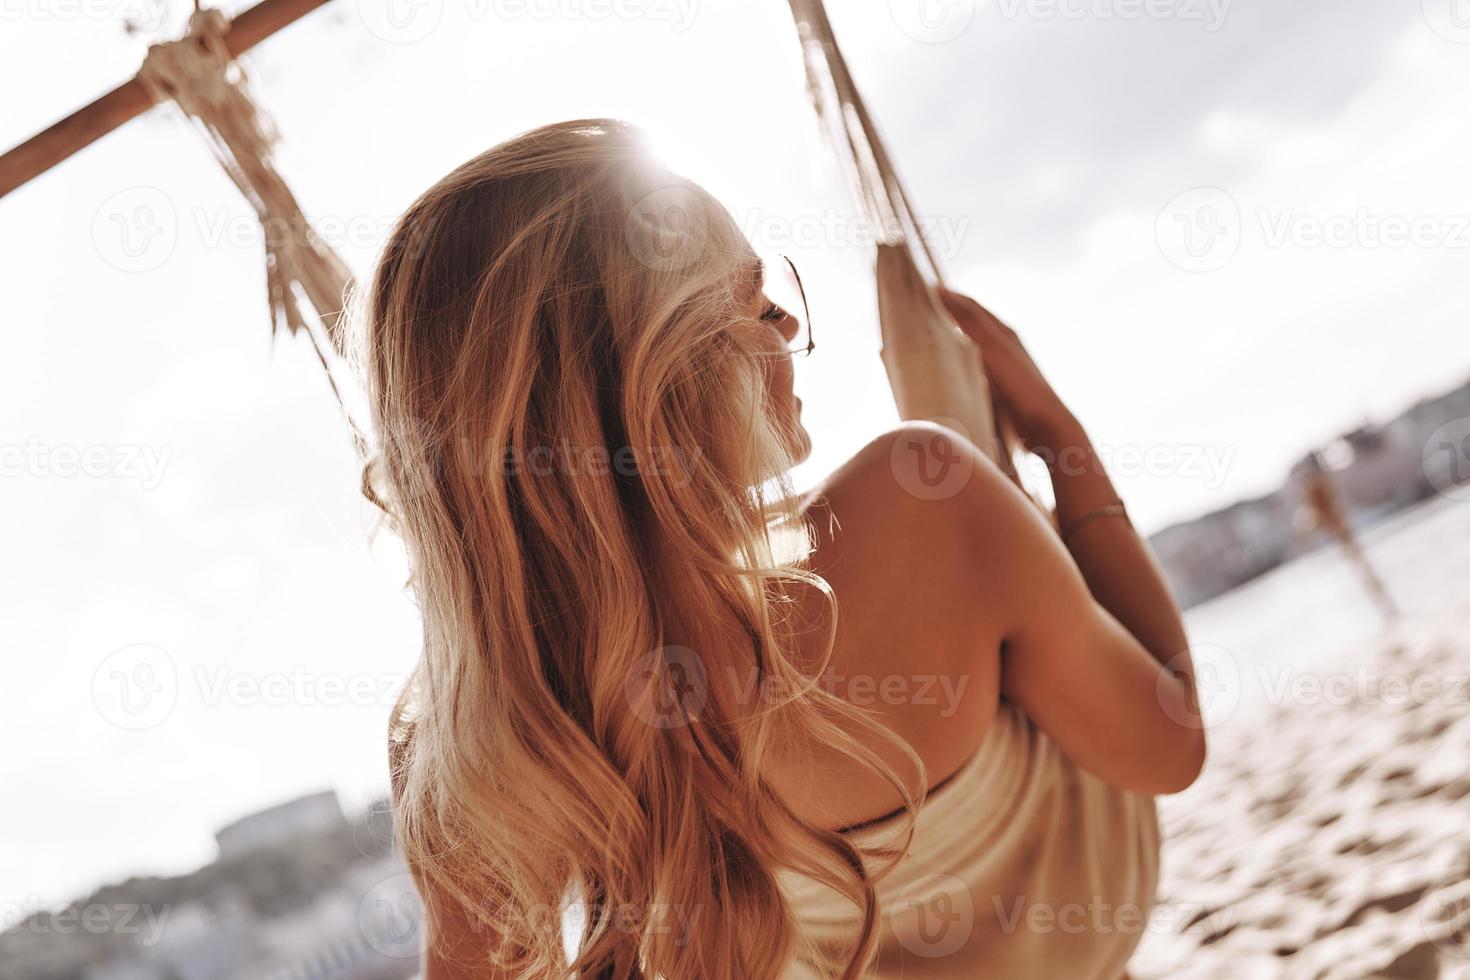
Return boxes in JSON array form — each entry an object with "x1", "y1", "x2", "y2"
[
  {"x1": 5, "y1": 794, "x2": 414, "y2": 980},
  {"x1": 238, "y1": 878, "x2": 417, "y2": 980},
  {"x1": 216, "y1": 790, "x2": 348, "y2": 860},
  {"x1": 82, "y1": 958, "x2": 168, "y2": 980},
  {"x1": 149, "y1": 897, "x2": 264, "y2": 980},
  {"x1": 1150, "y1": 375, "x2": 1470, "y2": 608},
  {"x1": 1289, "y1": 423, "x2": 1425, "y2": 525},
  {"x1": 1149, "y1": 491, "x2": 1295, "y2": 608},
  {"x1": 1402, "y1": 383, "x2": 1470, "y2": 496}
]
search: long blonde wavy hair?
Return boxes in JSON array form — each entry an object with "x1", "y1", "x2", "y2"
[{"x1": 362, "y1": 119, "x2": 922, "y2": 979}]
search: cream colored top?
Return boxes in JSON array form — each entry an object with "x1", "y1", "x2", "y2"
[{"x1": 780, "y1": 701, "x2": 1161, "y2": 979}]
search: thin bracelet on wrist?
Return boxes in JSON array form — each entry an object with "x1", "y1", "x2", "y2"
[{"x1": 1059, "y1": 502, "x2": 1130, "y2": 545}]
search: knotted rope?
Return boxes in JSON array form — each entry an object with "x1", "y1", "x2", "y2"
[{"x1": 139, "y1": 8, "x2": 373, "y2": 461}]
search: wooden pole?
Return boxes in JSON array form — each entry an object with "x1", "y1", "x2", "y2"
[{"x1": 0, "y1": 0, "x2": 334, "y2": 199}]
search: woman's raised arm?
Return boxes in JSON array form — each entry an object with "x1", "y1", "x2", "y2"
[{"x1": 938, "y1": 287, "x2": 1207, "y2": 793}]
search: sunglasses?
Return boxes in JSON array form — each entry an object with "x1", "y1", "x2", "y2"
[{"x1": 758, "y1": 253, "x2": 815, "y2": 357}]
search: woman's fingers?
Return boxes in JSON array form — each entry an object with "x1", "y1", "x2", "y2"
[
  {"x1": 940, "y1": 287, "x2": 1030, "y2": 359},
  {"x1": 937, "y1": 287, "x2": 985, "y2": 327},
  {"x1": 937, "y1": 287, "x2": 1077, "y2": 455},
  {"x1": 939, "y1": 287, "x2": 1008, "y2": 346}
]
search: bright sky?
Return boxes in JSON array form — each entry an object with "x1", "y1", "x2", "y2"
[{"x1": 3, "y1": 0, "x2": 1469, "y2": 914}]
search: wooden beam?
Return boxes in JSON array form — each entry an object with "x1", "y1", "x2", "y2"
[{"x1": 0, "y1": 0, "x2": 335, "y2": 199}]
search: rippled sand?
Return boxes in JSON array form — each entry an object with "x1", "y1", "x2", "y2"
[{"x1": 1134, "y1": 609, "x2": 1470, "y2": 979}]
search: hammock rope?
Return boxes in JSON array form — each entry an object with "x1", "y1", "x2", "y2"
[
  {"x1": 786, "y1": 0, "x2": 1022, "y2": 475},
  {"x1": 138, "y1": 8, "x2": 373, "y2": 462},
  {"x1": 788, "y1": 0, "x2": 943, "y2": 280}
]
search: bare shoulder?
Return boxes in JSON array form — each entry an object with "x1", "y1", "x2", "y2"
[
  {"x1": 802, "y1": 421, "x2": 1045, "y2": 614},
  {"x1": 776, "y1": 423, "x2": 1033, "y2": 826}
]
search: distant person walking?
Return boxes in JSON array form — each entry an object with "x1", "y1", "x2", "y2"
[{"x1": 1300, "y1": 452, "x2": 1400, "y2": 625}]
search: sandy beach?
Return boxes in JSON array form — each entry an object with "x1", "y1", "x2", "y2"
[{"x1": 1133, "y1": 605, "x2": 1470, "y2": 979}]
